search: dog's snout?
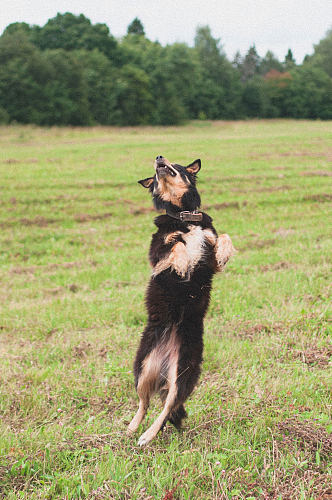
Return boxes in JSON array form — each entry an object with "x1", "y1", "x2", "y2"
[{"x1": 154, "y1": 155, "x2": 173, "y2": 173}]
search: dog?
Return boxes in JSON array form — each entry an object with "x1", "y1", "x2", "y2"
[{"x1": 127, "y1": 155, "x2": 235, "y2": 446}]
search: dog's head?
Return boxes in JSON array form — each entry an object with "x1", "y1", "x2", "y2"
[{"x1": 138, "y1": 155, "x2": 201, "y2": 212}]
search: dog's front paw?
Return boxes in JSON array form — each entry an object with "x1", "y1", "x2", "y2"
[
  {"x1": 170, "y1": 241, "x2": 189, "y2": 278},
  {"x1": 215, "y1": 234, "x2": 236, "y2": 271}
]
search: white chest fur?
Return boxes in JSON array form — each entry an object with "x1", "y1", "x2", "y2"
[
  {"x1": 181, "y1": 225, "x2": 206, "y2": 270},
  {"x1": 153, "y1": 225, "x2": 212, "y2": 278}
]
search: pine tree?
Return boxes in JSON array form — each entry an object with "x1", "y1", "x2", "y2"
[
  {"x1": 232, "y1": 51, "x2": 242, "y2": 69},
  {"x1": 241, "y1": 45, "x2": 260, "y2": 82},
  {"x1": 127, "y1": 18, "x2": 145, "y2": 36},
  {"x1": 284, "y1": 49, "x2": 296, "y2": 69}
]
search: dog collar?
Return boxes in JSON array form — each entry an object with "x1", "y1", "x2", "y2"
[{"x1": 166, "y1": 209, "x2": 203, "y2": 222}]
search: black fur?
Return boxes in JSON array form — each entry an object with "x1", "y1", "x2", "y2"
[
  {"x1": 133, "y1": 213, "x2": 217, "y2": 429},
  {"x1": 129, "y1": 157, "x2": 228, "y2": 444}
]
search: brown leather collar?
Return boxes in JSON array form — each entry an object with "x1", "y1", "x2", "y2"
[{"x1": 166, "y1": 209, "x2": 203, "y2": 222}]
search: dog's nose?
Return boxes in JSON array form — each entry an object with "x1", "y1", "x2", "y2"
[{"x1": 156, "y1": 155, "x2": 164, "y2": 161}]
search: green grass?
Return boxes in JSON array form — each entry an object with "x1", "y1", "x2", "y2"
[{"x1": 0, "y1": 120, "x2": 331, "y2": 499}]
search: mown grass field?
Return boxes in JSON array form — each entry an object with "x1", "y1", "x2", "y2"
[{"x1": 0, "y1": 120, "x2": 331, "y2": 499}]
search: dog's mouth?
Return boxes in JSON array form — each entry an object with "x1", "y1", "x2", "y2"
[
  {"x1": 156, "y1": 164, "x2": 177, "y2": 177},
  {"x1": 154, "y1": 156, "x2": 177, "y2": 178}
]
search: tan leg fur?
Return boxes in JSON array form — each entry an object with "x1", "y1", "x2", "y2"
[{"x1": 215, "y1": 233, "x2": 236, "y2": 271}]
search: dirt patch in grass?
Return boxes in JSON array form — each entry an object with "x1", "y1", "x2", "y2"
[
  {"x1": 73, "y1": 341, "x2": 92, "y2": 358},
  {"x1": 44, "y1": 287, "x2": 64, "y2": 296},
  {"x1": 205, "y1": 201, "x2": 240, "y2": 210},
  {"x1": 74, "y1": 212, "x2": 113, "y2": 222},
  {"x1": 279, "y1": 151, "x2": 329, "y2": 159},
  {"x1": 231, "y1": 316, "x2": 331, "y2": 342},
  {"x1": 260, "y1": 261, "x2": 293, "y2": 272},
  {"x1": 236, "y1": 469, "x2": 331, "y2": 500},
  {"x1": 239, "y1": 238, "x2": 276, "y2": 251},
  {"x1": 293, "y1": 346, "x2": 332, "y2": 368},
  {"x1": 231, "y1": 185, "x2": 293, "y2": 193},
  {"x1": 222, "y1": 318, "x2": 328, "y2": 341},
  {"x1": 300, "y1": 170, "x2": 332, "y2": 177},
  {"x1": 226, "y1": 414, "x2": 332, "y2": 498},
  {"x1": 88, "y1": 480, "x2": 128, "y2": 499},
  {"x1": 58, "y1": 433, "x2": 113, "y2": 451},
  {"x1": 237, "y1": 321, "x2": 284, "y2": 339},
  {"x1": 20, "y1": 216, "x2": 58, "y2": 227},
  {"x1": 216, "y1": 320, "x2": 286, "y2": 342},
  {"x1": 273, "y1": 227, "x2": 295, "y2": 237},
  {"x1": 0, "y1": 216, "x2": 60, "y2": 228},
  {"x1": 249, "y1": 150, "x2": 331, "y2": 160},
  {"x1": 129, "y1": 206, "x2": 155, "y2": 215},
  {"x1": 0, "y1": 458, "x2": 35, "y2": 497},
  {"x1": 10, "y1": 260, "x2": 94, "y2": 275},
  {"x1": 2, "y1": 158, "x2": 38, "y2": 164},
  {"x1": 303, "y1": 193, "x2": 332, "y2": 203},
  {"x1": 277, "y1": 417, "x2": 332, "y2": 459},
  {"x1": 80, "y1": 181, "x2": 122, "y2": 189}
]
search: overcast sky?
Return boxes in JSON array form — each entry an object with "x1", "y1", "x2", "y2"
[{"x1": 1, "y1": 0, "x2": 331, "y2": 63}]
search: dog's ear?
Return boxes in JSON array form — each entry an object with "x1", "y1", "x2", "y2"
[
  {"x1": 138, "y1": 177, "x2": 154, "y2": 188},
  {"x1": 186, "y1": 159, "x2": 201, "y2": 175}
]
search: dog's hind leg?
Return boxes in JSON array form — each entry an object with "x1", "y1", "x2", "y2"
[
  {"x1": 159, "y1": 390, "x2": 187, "y2": 430},
  {"x1": 137, "y1": 356, "x2": 178, "y2": 446},
  {"x1": 159, "y1": 390, "x2": 187, "y2": 431},
  {"x1": 127, "y1": 353, "x2": 157, "y2": 434},
  {"x1": 168, "y1": 404, "x2": 187, "y2": 429},
  {"x1": 127, "y1": 391, "x2": 149, "y2": 435}
]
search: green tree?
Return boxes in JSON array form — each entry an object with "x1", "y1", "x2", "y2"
[
  {"x1": 240, "y1": 45, "x2": 261, "y2": 82},
  {"x1": 1, "y1": 15, "x2": 331, "y2": 125},
  {"x1": 259, "y1": 51, "x2": 283, "y2": 75},
  {"x1": 74, "y1": 49, "x2": 118, "y2": 124},
  {"x1": 284, "y1": 65, "x2": 332, "y2": 118},
  {"x1": 284, "y1": 49, "x2": 296, "y2": 70},
  {"x1": 194, "y1": 26, "x2": 242, "y2": 118},
  {"x1": 41, "y1": 49, "x2": 91, "y2": 125},
  {"x1": 308, "y1": 27, "x2": 332, "y2": 77},
  {"x1": 0, "y1": 32, "x2": 46, "y2": 123},
  {"x1": 149, "y1": 67, "x2": 185, "y2": 125},
  {"x1": 120, "y1": 35, "x2": 185, "y2": 124},
  {"x1": 163, "y1": 43, "x2": 199, "y2": 119},
  {"x1": 263, "y1": 70, "x2": 292, "y2": 117},
  {"x1": 115, "y1": 64, "x2": 153, "y2": 125},
  {"x1": 3, "y1": 22, "x2": 32, "y2": 36},
  {"x1": 242, "y1": 78, "x2": 265, "y2": 117},
  {"x1": 232, "y1": 51, "x2": 242, "y2": 70},
  {"x1": 0, "y1": 106, "x2": 9, "y2": 123},
  {"x1": 127, "y1": 18, "x2": 145, "y2": 36},
  {"x1": 0, "y1": 31, "x2": 91, "y2": 125},
  {"x1": 32, "y1": 13, "x2": 119, "y2": 61}
]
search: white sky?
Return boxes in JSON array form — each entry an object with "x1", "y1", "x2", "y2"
[{"x1": 1, "y1": 0, "x2": 331, "y2": 63}]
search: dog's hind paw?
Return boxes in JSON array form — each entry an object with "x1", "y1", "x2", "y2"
[
  {"x1": 137, "y1": 429, "x2": 155, "y2": 447},
  {"x1": 137, "y1": 434, "x2": 149, "y2": 447}
]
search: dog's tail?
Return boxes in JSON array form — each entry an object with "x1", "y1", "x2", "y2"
[{"x1": 168, "y1": 404, "x2": 187, "y2": 429}]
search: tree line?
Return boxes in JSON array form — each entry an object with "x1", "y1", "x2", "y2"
[{"x1": 0, "y1": 13, "x2": 331, "y2": 126}]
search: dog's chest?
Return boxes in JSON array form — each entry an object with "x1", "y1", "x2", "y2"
[{"x1": 181, "y1": 225, "x2": 206, "y2": 268}]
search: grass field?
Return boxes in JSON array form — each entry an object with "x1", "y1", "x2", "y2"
[{"x1": 0, "y1": 120, "x2": 331, "y2": 499}]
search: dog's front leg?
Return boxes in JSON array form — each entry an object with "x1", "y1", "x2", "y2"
[
  {"x1": 152, "y1": 242, "x2": 189, "y2": 278},
  {"x1": 215, "y1": 234, "x2": 235, "y2": 272}
]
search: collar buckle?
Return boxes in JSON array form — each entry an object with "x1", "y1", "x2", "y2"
[{"x1": 180, "y1": 211, "x2": 203, "y2": 222}]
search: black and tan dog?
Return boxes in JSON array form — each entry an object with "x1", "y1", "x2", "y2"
[{"x1": 128, "y1": 155, "x2": 235, "y2": 446}]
